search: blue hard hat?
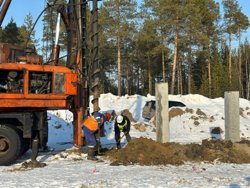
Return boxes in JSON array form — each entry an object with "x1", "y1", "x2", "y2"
[{"x1": 93, "y1": 112, "x2": 104, "y2": 125}]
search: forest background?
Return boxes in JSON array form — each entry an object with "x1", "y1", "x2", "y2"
[{"x1": 1, "y1": 0, "x2": 250, "y2": 99}]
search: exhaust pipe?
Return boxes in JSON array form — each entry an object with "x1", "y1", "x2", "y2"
[{"x1": 50, "y1": 13, "x2": 61, "y2": 65}]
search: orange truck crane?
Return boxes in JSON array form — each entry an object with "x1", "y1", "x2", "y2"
[{"x1": 0, "y1": 0, "x2": 100, "y2": 165}]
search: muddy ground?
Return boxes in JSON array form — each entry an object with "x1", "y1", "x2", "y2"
[
  {"x1": 104, "y1": 137, "x2": 250, "y2": 166},
  {"x1": 101, "y1": 107, "x2": 250, "y2": 166}
]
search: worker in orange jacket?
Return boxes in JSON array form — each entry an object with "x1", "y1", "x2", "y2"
[{"x1": 82, "y1": 111, "x2": 109, "y2": 160}]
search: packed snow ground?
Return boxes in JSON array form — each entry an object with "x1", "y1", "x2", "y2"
[{"x1": 1, "y1": 93, "x2": 250, "y2": 188}]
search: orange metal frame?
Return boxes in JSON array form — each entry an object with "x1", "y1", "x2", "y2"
[
  {"x1": 0, "y1": 63, "x2": 77, "y2": 110},
  {"x1": 0, "y1": 1, "x2": 86, "y2": 147}
]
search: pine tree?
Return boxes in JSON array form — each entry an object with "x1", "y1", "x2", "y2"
[
  {"x1": 222, "y1": 0, "x2": 240, "y2": 87},
  {"x1": 242, "y1": 39, "x2": 250, "y2": 99},
  {"x1": 136, "y1": 19, "x2": 161, "y2": 95},
  {"x1": 18, "y1": 13, "x2": 39, "y2": 49},
  {"x1": 195, "y1": 0, "x2": 220, "y2": 97},
  {"x1": 142, "y1": 0, "x2": 171, "y2": 85},
  {"x1": 1, "y1": 18, "x2": 20, "y2": 44},
  {"x1": 100, "y1": 0, "x2": 137, "y2": 96},
  {"x1": 234, "y1": 11, "x2": 249, "y2": 97}
]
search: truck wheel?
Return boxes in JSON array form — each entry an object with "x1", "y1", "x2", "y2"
[{"x1": 0, "y1": 124, "x2": 22, "y2": 165}]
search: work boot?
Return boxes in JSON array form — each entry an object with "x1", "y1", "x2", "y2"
[
  {"x1": 116, "y1": 142, "x2": 121, "y2": 149},
  {"x1": 87, "y1": 148, "x2": 98, "y2": 161},
  {"x1": 96, "y1": 139, "x2": 103, "y2": 155}
]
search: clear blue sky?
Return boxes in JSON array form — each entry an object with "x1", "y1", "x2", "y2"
[
  {"x1": 3, "y1": 1, "x2": 44, "y2": 26},
  {"x1": 2, "y1": 0, "x2": 45, "y2": 44},
  {"x1": 2, "y1": 0, "x2": 250, "y2": 47}
]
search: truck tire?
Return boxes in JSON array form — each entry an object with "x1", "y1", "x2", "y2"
[{"x1": 0, "y1": 124, "x2": 22, "y2": 165}]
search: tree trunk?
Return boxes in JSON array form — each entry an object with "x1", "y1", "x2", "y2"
[
  {"x1": 137, "y1": 67, "x2": 140, "y2": 94},
  {"x1": 126, "y1": 61, "x2": 129, "y2": 94},
  {"x1": 177, "y1": 57, "x2": 183, "y2": 95},
  {"x1": 238, "y1": 29, "x2": 243, "y2": 98},
  {"x1": 171, "y1": 31, "x2": 178, "y2": 94},
  {"x1": 117, "y1": 36, "x2": 121, "y2": 96},
  {"x1": 177, "y1": 59, "x2": 180, "y2": 94},
  {"x1": 246, "y1": 52, "x2": 250, "y2": 100},
  {"x1": 208, "y1": 55, "x2": 212, "y2": 98},
  {"x1": 162, "y1": 47, "x2": 166, "y2": 82},
  {"x1": 188, "y1": 43, "x2": 192, "y2": 94},
  {"x1": 177, "y1": 54, "x2": 180, "y2": 94},
  {"x1": 228, "y1": 32, "x2": 232, "y2": 86},
  {"x1": 148, "y1": 55, "x2": 152, "y2": 94}
]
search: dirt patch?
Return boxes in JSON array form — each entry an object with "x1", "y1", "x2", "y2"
[
  {"x1": 185, "y1": 108, "x2": 194, "y2": 113},
  {"x1": 104, "y1": 137, "x2": 250, "y2": 166},
  {"x1": 105, "y1": 137, "x2": 187, "y2": 165},
  {"x1": 169, "y1": 108, "x2": 185, "y2": 120},
  {"x1": 8, "y1": 161, "x2": 47, "y2": 172},
  {"x1": 209, "y1": 116, "x2": 215, "y2": 122},
  {"x1": 133, "y1": 123, "x2": 146, "y2": 132},
  {"x1": 196, "y1": 108, "x2": 206, "y2": 117}
]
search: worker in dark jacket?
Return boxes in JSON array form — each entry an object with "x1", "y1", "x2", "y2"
[
  {"x1": 114, "y1": 114, "x2": 131, "y2": 149},
  {"x1": 82, "y1": 112, "x2": 104, "y2": 160}
]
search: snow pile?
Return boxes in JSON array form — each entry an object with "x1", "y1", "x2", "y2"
[{"x1": 1, "y1": 93, "x2": 250, "y2": 187}]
